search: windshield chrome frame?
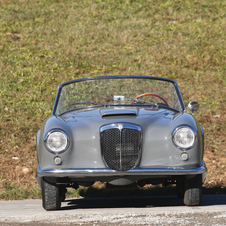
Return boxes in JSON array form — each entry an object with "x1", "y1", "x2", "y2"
[{"x1": 52, "y1": 75, "x2": 186, "y2": 116}]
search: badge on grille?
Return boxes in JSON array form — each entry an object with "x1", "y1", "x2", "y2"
[{"x1": 118, "y1": 124, "x2": 123, "y2": 130}]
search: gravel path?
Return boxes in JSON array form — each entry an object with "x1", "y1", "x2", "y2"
[{"x1": 0, "y1": 195, "x2": 226, "y2": 225}]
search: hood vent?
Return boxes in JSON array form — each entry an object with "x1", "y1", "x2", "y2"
[{"x1": 100, "y1": 109, "x2": 138, "y2": 117}]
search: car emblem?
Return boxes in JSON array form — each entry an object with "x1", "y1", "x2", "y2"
[{"x1": 118, "y1": 124, "x2": 123, "y2": 130}]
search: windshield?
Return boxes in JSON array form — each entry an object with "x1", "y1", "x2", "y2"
[{"x1": 54, "y1": 77, "x2": 183, "y2": 115}]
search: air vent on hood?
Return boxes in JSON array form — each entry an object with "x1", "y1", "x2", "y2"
[{"x1": 100, "y1": 109, "x2": 138, "y2": 117}]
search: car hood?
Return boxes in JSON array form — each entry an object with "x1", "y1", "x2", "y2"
[{"x1": 59, "y1": 106, "x2": 182, "y2": 126}]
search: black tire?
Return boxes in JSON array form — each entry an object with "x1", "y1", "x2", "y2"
[
  {"x1": 183, "y1": 174, "x2": 202, "y2": 206},
  {"x1": 41, "y1": 178, "x2": 61, "y2": 211}
]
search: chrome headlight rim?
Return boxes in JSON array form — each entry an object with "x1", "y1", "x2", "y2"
[
  {"x1": 172, "y1": 125, "x2": 197, "y2": 151},
  {"x1": 44, "y1": 129, "x2": 70, "y2": 154}
]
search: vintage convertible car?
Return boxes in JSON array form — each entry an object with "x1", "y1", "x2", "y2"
[{"x1": 36, "y1": 75, "x2": 207, "y2": 210}]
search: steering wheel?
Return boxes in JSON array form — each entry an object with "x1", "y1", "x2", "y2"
[{"x1": 131, "y1": 93, "x2": 169, "y2": 106}]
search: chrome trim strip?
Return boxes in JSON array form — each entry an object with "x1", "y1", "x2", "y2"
[
  {"x1": 37, "y1": 161, "x2": 207, "y2": 177},
  {"x1": 100, "y1": 123, "x2": 142, "y2": 132}
]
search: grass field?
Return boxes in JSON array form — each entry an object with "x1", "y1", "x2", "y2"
[{"x1": 0, "y1": 0, "x2": 226, "y2": 199}]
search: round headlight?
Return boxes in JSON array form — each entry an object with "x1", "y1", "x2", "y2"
[
  {"x1": 172, "y1": 125, "x2": 196, "y2": 150},
  {"x1": 44, "y1": 129, "x2": 69, "y2": 153}
]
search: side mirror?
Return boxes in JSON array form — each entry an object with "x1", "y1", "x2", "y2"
[{"x1": 188, "y1": 101, "x2": 199, "y2": 113}]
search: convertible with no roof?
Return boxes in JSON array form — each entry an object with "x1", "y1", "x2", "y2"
[{"x1": 36, "y1": 76, "x2": 207, "y2": 210}]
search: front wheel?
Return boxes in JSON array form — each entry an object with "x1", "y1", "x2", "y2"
[
  {"x1": 41, "y1": 178, "x2": 61, "y2": 211},
  {"x1": 183, "y1": 174, "x2": 202, "y2": 206}
]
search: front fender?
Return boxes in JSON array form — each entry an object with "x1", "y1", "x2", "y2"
[{"x1": 36, "y1": 130, "x2": 41, "y2": 164}]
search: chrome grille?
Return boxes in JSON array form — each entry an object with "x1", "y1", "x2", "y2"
[{"x1": 100, "y1": 123, "x2": 142, "y2": 171}]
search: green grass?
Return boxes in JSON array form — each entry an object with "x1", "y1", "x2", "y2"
[
  {"x1": 0, "y1": 184, "x2": 41, "y2": 200},
  {"x1": 0, "y1": 0, "x2": 226, "y2": 199}
]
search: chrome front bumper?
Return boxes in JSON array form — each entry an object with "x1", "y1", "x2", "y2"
[{"x1": 37, "y1": 161, "x2": 207, "y2": 179}]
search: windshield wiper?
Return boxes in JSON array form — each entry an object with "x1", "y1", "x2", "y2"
[
  {"x1": 69, "y1": 102, "x2": 98, "y2": 106},
  {"x1": 69, "y1": 102, "x2": 107, "y2": 107}
]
